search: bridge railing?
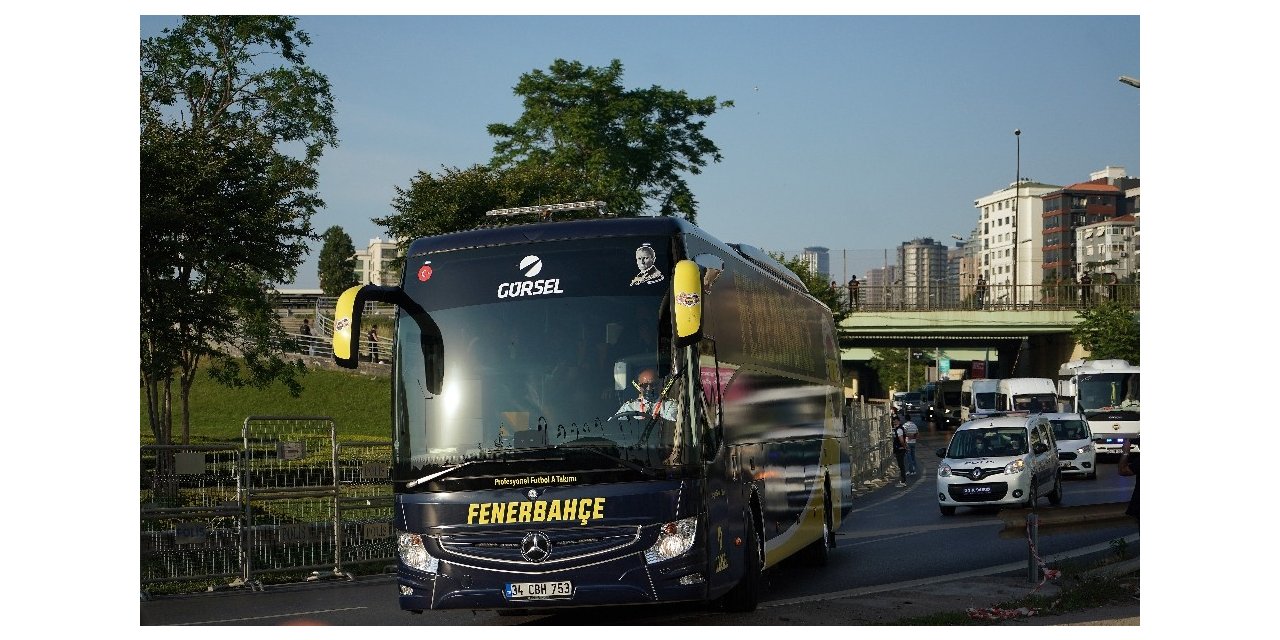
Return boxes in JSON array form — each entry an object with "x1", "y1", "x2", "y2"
[{"x1": 846, "y1": 282, "x2": 1137, "y2": 312}]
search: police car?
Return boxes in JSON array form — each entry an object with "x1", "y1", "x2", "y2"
[{"x1": 935, "y1": 413, "x2": 1063, "y2": 515}]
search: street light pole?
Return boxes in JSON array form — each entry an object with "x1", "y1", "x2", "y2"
[{"x1": 1013, "y1": 129, "x2": 1021, "y2": 308}]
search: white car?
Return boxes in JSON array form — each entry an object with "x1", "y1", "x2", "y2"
[
  {"x1": 935, "y1": 414, "x2": 1063, "y2": 516},
  {"x1": 1045, "y1": 412, "x2": 1097, "y2": 480}
]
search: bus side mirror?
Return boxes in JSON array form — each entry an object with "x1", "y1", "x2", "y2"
[
  {"x1": 333, "y1": 284, "x2": 405, "y2": 369},
  {"x1": 672, "y1": 259, "x2": 703, "y2": 348}
]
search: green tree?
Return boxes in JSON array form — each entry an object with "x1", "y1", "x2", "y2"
[
  {"x1": 486, "y1": 59, "x2": 733, "y2": 221},
  {"x1": 375, "y1": 163, "x2": 590, "y2": 241},
  {"x1": 141, "y1": 16, "x2": 337, "y2": 452},
  {"x1": 1071, "y1": 301, "x2": 1140, "y2": 364},
  {"x1": 771, "y1": 252, "x2": 848, "y2": 323},
  {"x1": 868, "y1": 348, "x2": 929, "y2": 395},
  {"x1": 318, "y1": 225, "x2": 359, "y2": 294}
]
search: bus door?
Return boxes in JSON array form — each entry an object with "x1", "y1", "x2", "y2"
[{"x1": 697, "y1": 342, "x2": 742, "y2": 594}]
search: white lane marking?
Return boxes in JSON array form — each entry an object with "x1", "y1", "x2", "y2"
[{"x1": 169, "y1": 606, "x2": 367, "y2": 626}]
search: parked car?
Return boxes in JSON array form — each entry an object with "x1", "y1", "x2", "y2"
[
  {"x1": 1045, "y1": 412, "x2": 1097, "y2": 480},
  {"x1": 935, "y1": 413, "x2": 1063, "y2": 515}
]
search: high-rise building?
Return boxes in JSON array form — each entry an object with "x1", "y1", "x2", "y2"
[
  {"x1": 866, "y1": 266, "x2": 894, "y2": 310},
  {"x1": 802, "y1": 246, "x2": 831, "y2": 279},
  {"x1": 896, "y1": 238, "x2": 947, "y2": 308}
]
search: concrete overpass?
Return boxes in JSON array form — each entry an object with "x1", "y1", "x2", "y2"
[{"x1": 838, "y1": 309, "x2": 1088, "y2": 382}]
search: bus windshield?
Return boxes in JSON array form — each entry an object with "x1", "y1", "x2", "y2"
[
  {"x1": 1077, "y1": 372, "x2": 1140, "y2": 416},
  {"x1": 390, "y1": 237, "x2": 695, "y2": 483}
]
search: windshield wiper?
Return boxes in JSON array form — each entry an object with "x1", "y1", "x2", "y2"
[
  {"x1": 555, "y1": 444, "x2": 659, "y2": 477},
  {"x1": 405, "y1": 461, "x2": 477, "y2": 489}
]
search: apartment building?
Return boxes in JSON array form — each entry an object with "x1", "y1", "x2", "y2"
[
  {"x1": 355, "y1": 237, "x2": 402, "y2": 286},
  {"x1": 973, "y1": 178, "x2": 1060, "y2": 303},
  {"x1": 1040, "y1": 166, "x2": 1139, "y2": 282}
]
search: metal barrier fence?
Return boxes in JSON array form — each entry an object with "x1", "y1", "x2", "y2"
[
  {"x1": 846, "y1": 400, "x2": 896, "y2": 495},
  {"x1": 139, "y1": 418, "x2": 395, "y2": 596},
  {"x1": 140, "y1": 443, "x2": 246, "y2": 590}
]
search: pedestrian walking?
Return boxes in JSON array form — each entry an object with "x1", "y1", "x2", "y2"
[
  {"x1": 368, "y1": 326, "x2": 380, "y2": 363},
  {"x1": 300, "y1": 318, "x2": 314, "y2": 356},
  {"x1": 891, "y1": 415, "x2": 908, "y2": 487},
  {"x1": 903, "y1": 417, "x2": 919, "y2": 474},
  {"x1": 847, "y1": 276, "x2": 860, "y2": 311},
  {"x1": 1080, "y1": 272, "x2": 1093, "y2": 307}
]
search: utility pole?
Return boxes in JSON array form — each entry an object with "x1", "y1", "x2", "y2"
[{"x1": 1013, "y1": 128, "x2": 1021, "y2": 308}]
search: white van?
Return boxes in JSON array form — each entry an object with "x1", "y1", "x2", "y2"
[
  {"x1": 996, "y1": 378, "x2": 1057, "y2": 413},
  {"x1": 960, "y1": 379, "x2": 1000, "y2": 421}
]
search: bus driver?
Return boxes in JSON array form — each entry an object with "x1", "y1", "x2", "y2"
[{"x1": 615, "y1": 368, "x2": 675, "y2": 420}]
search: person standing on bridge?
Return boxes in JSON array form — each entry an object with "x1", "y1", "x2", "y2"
[
  {"x1": 975, "y1": 275, "x2": 987, "y2": 310},
  {"x1": 1079, "y1": 272, "x2": 1093, "y2": 307},
  {"x1": 847, "y1": 276, "x2": 860, "y2": 311}
]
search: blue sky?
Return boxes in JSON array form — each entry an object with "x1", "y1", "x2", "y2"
[{"x1": 140, "y1": 13, "x2": 1139, "y2": 289}]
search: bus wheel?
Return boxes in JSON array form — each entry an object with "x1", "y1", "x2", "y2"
[
  {"x1": 802, "y1": 484, "x2": 834, "y2": 566},
  {"x1": 718, "y1": 514, "x2": 762, "y2": 612}
]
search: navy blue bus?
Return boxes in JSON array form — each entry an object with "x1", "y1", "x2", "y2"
[{"x1": 332, "y1": 204, "x2": 851, "y2": 613}]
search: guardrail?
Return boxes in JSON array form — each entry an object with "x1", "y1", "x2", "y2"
[{"x1": 846, "y1": 282, "x2": 1137, "y2": 312}]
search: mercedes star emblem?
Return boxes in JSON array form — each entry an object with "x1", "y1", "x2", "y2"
[{"x1": 520, "y1": 532, "x2": 552, "y2": 563}]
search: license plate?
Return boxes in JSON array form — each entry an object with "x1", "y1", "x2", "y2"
[
  {"x1": 505, "y1": 581, "x2": 572, "y2": 600},
  {"x1": 961, "y1": 486, "x2": 992, "y2": 495}
]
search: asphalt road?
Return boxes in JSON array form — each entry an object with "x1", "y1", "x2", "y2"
[{"x1": 140, "y1": 428, "x2": 1140, "y2": 626}]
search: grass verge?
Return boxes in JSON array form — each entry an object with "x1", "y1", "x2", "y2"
[
  {"x1": 889, "y1": 556, "x2": 1140, "y2": 625},
  {"x1": 141, "y1": 361, "x2": 393, "y2": 443}
]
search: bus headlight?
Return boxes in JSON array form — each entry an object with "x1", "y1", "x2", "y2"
[
  {"x1": 398, "y1": 532, "x2": 439, "y2": 574},
  {"x1": 644, "y1": 516, "x2": 698, "y2": 564},
  {"x1": 1004, "y1": 459, "x2": 1026, "y2": 475}
]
